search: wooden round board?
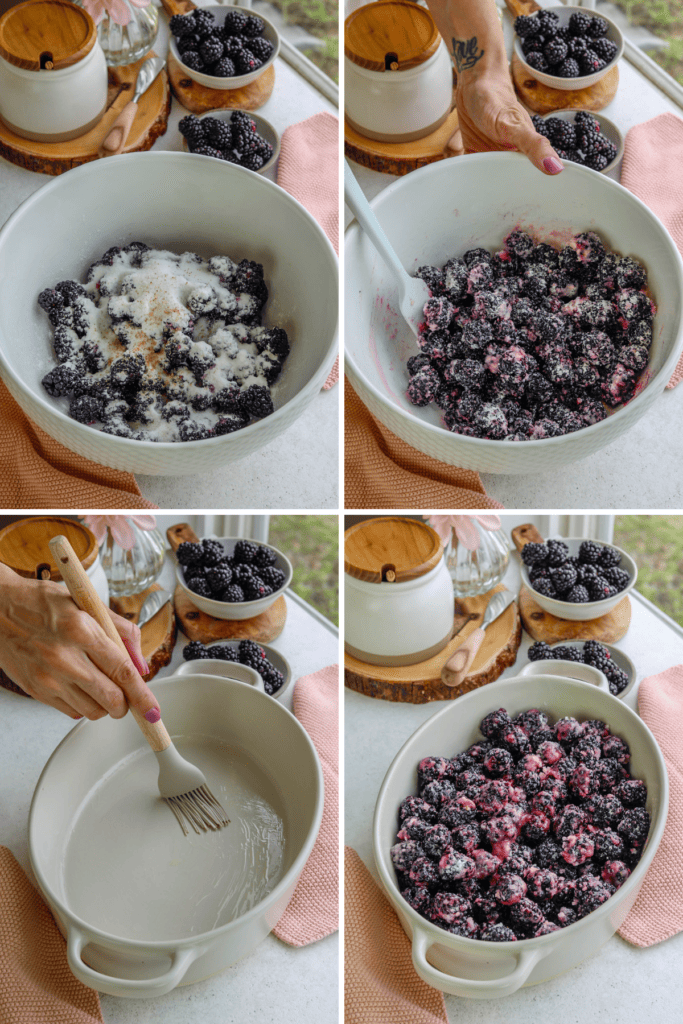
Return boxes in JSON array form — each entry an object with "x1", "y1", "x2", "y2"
[
  {"x1": 519, "y1": 585, "x2": 631, "y2": 643},
  {"x1": 345, "y1": 585, "x2": 522, "y2": 703},
  {"x1": 0, "y1": 53, "x2": 170, "y2": 175},
  {"x1": 511, "y1": 52, "x2": 619, "y2": 114},
  {"x1": 174, "y1": 584, "x2": 287, "y2": 644},
  {"x1": 110, "y1": 583, "x2": 176, "y2": 681},
  {"x1": 344, "y1": 103, "x2": 462, "y2": 177},
  {"x1": 167, "y1": 52, "x2": 275, "y2": 113}
]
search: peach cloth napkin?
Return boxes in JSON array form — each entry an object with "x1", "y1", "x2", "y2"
[
  {"x1": 0, "y1": 846, "x2": 104, "y2": 1024},
  {"x1": 618, "y1": 664, "x2": 683, "y2": 947},
  {"x1": 620, "y1": 112, "x2": 683, "y2": 388},
  {"x1": 345, "y1": 379, "x2": 504, "y2": 508},
  {"x1": 277, "y1": 111, "x2": 339, "y2": 390},
  {"x1": 273, "y1": 664, "x2": 339, "y2": 946},
  {"x1": 0, "y1": 380, "x2": 157, "y2": 509},
  {"x1": 345, "y1": 848, "x2": 448, "y2": 1024}
]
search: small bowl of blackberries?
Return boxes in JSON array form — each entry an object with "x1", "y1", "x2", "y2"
[
  {"x1": 524, "y1": 640, "x2": 636, "y2": 699},
  {"x1": 180, "y1": 110, "x2": 280, "y2": 174},
  {"x1": 179, "y1": 638, "x2": 292, "y2": 698},
  {"x1": 169, "y1": 5, "x2": 279, "y2": 90},
  {"x1": 513, "y1": 6, "x2": 624, "y2": 91},
  {"x1": 175, "y1": 536, "x2": 293, "y2": 620},
  {"x1": 533, "y1": 110, "x2": 623, "y2": 176},
  {"x1": 520, "y1": 537, "x2": 637, "y2": 621}
]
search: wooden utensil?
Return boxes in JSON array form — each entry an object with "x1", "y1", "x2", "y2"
[
  {"x1": 344, "y1": 159, "x2": 430, "y2": 337},
  {"x1": 49, "y1": 535, "x2": 229, "y2": 837},
  {"x1": 99, "y1": 55, "x2": 165, "y2": 156},
  {"x1": 441, "y1": 588, "x2": 516, "y2": 688}
]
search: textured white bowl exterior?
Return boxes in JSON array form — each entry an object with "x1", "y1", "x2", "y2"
[
  {"x1": 345, "y1": 153, "x2": 683, "y2": 474},
  {"x1": 169, "y1": 6, "x2": 279, "y2": 90},
  {"x1": 373, "y1": 673, "x2": 668, "y2": 998},
  {"x1": 520, "y1": 537, "x2": 637, "y2": 620},
  {"x1": 513, "y1": 6, "x2": 624, "y2": 91},
  {"x1": 0, "y1": 153, "x2": 338, "y2": 475}
]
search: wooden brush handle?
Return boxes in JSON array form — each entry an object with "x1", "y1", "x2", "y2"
[
  {"x1": 48, "y1": 535, "x2": 171, "y2": 752},
  {"x1": 441, "y1": 628, "x2": 485, "y2": 688}
]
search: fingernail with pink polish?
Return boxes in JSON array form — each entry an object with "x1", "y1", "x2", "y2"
[
  {"x1": 144, "y1": 707, "x2": 161, "y2": 723},
  {"x1": 123, "y1": 637, "x2": 150, "y2": 676},
  {"x1": 543, "y1": 157, "x2": 563, "y2": 175}
]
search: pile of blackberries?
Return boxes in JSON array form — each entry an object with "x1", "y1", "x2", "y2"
[
  {"x1": 522, "y1": 538, "x2": 630, "y2": 604},
  {"x1": 178, "y1": 538, "x2": 286, "y2": 603},
  {"x1": 170, "y1": 7, "x2": 274, "y2": 78},
  {"x1": 180, "y1": 113, "x2": 274, "y2": 172},
  {"x1": 533, "y1": 112, "x2": 618, "y2": 173},
  {"x1": 392, "y1": 705, "x2": 649, "y2": 941},
  {"x1": 528, "y1": 640, "x2": 630, "y2": 696},
  {"x1": 515, "y1": 9, "x2": 618, "y2": 79}
]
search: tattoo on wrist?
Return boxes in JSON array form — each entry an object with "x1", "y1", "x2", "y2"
[{"x1": 451, "y1": 36, "x2": 485, "y2": 73}]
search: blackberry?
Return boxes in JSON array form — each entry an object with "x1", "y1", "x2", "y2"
[
  {"x1": 586, "y1": 153, "x2": 609, "y2": 172},
  {"x1": 193, "y1": 146, "x2": 224, "y2": 160},
  {"x1": 248, "y1": 37, "x2": 273, "y2": 61},
  {"x1": 544, "y1": 39, "x2": 568, "y2": 66},
  {"x1": 177, "y1": 33, "x2": 200, "y2": 54},
  {"x1": 599, "y1": 547, "x2": 621, "y2": 569},
  {"x1": 181, "y1": 50, "x2": 204, "y2": 71},
  {"x1": 235, "y1": 50, "x2": 260, "y2": 75},
  {"x1": 243, "y1": 577, "x2": 271, "y2": 600},
  {"x1": 242, "y1": 152, "x2": 265, "y2": 171},
  {"x1": 407, "y1": 367, "x2": 441, "y2": 407},
  {"x1": 69, "y1": 394, "x2": 103, "y2": 424},
  {"x1": 239, "y1": 639, "x2": 268, "y2": 670},
  {"x1": 206, "y1": 564, "x2": 233, "y2": 593},
  {"x1": 188, "y1": 577, "x2": 212, "y2": 598},
  {"x1": 580, "y1": 49, "x2": 604, "y2": 75},
  {"x1": 244, "y1": 15, "x2": 266, "y2": 37},
  {"x1": 407, "y1": 354, "x2": 431, "y2": 376},
  {"x1": 534, "y1": 577, "x2": 558, "y2": 598},
  {"x1": 603, "y1": 567, "x2": 629, "y2": 590},
  {"x1": 213, "y1": 58, "x2": 236, "y2": 77},
  {"x1": 224, "y1": 36, "x2": 245, "y2": 56},
  {"x1": 525, "y1": 51, "x2": 548, "y2": 72},
  {"x1": 259, "y1": 566, "x2": 285, "y2": 590},
  {"x1": 214, "y1": 383, "x2": 244, "y2": 414},
  {"x1": 253, "y1": 545, "x2": 278, "y2": 569},
  {"x1": 262, "y1": 664, "x2": 285, "y2": 695},
  {"x1": 200, "y1": 36, "x2": 224, "y2": 66},
  {"x1": 234, "y1": 540, "x2": 259, "y2": 564},
  {"x1": 201, "y1": 538, "x2": 225, "y2": 566},
  {"x1": 531, "y1": 115, "x2": 551, "y2": 139},
  {"x1": 569, "y1": 11, "x2": 591, "y2": 36},
  {"x1": 242, "y1": 384, "x2": 274, "y2": 418},
  {"x1": 588, "y1": 16, "x2": 609, "y2": 38},
  {"x1": 583, "y1": 640, "x2": 610, "y2": 666},
  {"x1": 183, "y1": 640, "x2": 210, "y2": 661},
  {"x1": 550, "y1": 564, "x2": 577, "y2": 594},
  {"x1": 592, "y1": 37, "x2": 617, "y2": 62},
  {"x1": 546, "y1": 539, "x2": 569, "y2": 566},
  {"x1": 170, "y1": 13, "x2": 195, "y2": 36},
  {"x1": 557, "y1": 59, "x2": 580, "y2": 78},
  {"x1": 514, "y1": 14, "x2": 540, "y2": 38},
  {"x1": 224, "y1": 10, "x2": 248, "y2": 35},
  {"x1": 232, "y1": 564, "x2": 255, "y2": 585},
  {"x1": 528, "y1": 641, "x2": 553, "y2": 661},
  {"x1": 206, "y1": 644, "x2": 239, "y2": 662},
  {"x1": 177, "y1": 541, "x2": 204, "y2": 566},
  {"x1": 222, "y1": 584, "x2": 245, "y2": 602},
  {"x1": 552, "y1": 645, "x2": 583, "y2": 662},
  {"x1": 41, "y1": 364, "x2": 81, "y2": 397},
  {"x1": 578, "y1": 540, "x2": 602, "y2": 564},
  {"x1": 565, "y1": 585, "x2": 590, "y2": 603},
  {"x1": 205, "y1": 117, "x2": 233, "y2": 149},
  {"x1": 178, "y1": 114, "x2": 206, "y2": 147}
]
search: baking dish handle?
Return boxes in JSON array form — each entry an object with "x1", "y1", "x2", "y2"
[
  {"x1": 66, "y1": 926, "x2": 204, "y2": 997},
  {"x1": 519, "y1": 660, "x2": 610, "y2": 691},
  {"x1": 411, "y1": 923, "x2": 544, "y2": 998},
  {"x1": 173, "y1": 660, "x2": 266, "y2": 692}
]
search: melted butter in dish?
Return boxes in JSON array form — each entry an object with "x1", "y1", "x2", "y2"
[{"x1": 61, "y1": 737, "x2": 287, "y2": 941}]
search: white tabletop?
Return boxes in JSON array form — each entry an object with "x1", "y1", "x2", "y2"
[
  {"x1": 0, "y1": 553, "x2": 339, "y2": 1024},
  {"x1": 346, "y1": 9, "x2": 683, "y2": 509},
  {"x1": 344, "y1": 550, "x2": 683, "y2": 1021},
  {"x1": 0, "y1": 14, "x2": 339, "y2": 511}
]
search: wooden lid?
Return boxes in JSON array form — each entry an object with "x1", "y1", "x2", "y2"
[
  {"x1": 345, "y1": 517, "x2": 443, "y2": 582},
  {"x1": 0, "y1": 0, "x2": 98, "y2": 71},
  {"x1": 0, "y1": 517, "x2": 97, "y2": 580},
  {"x1": 345, "y1": 0, "x2": 440, "y2": 72}
]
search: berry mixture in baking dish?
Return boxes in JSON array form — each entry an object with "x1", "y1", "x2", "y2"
[
  {"x1": 38, "y1": 244, "x2": 289, "y2": 442},
  {"x1": 392, "y1": 707, "x2": 649, "y2": 941},
  {"x1": 515, "y1": 9, "x2": 618, "y2": 80},
  {"x1": 523, "y1": 539, "x2": 631, "y2": 606},
  {"x1": 183, "y1": 637, "x2": 285, "y2": 696},
  {"x1": 177, "y1": 537, "x2": 286, "y2": 604},
  {"x1": 532, "y1": 112, "x2": 618, "y2": 172},
  {"x1": 170, "y1": 7, "x2": 274, "y2": 78},
  {"x1": 407, "y1": 230, "x2": 655, "y2": 440},
  {"x1": 529, "y1": 640, "x2": 630, "y2": 697}
]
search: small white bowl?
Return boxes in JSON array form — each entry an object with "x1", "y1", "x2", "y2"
[
  {"x1": 169, "y1": 6, "x2": 280, "y2": 90},
  {"x1": 521, "y1": 643, "x2": 637, "y2": 700},
  {"x1": 538, "y1": 109, "x2": 624, "y2": 176},
  {"x1": 514, "y1": 5, "x2": 624, "y2": 91},
  {"x1": 520, "y1": 536, "x2": 637, "y2": 621},
  {"x1": 176, "y1": 642, "x2": 293, "y2": 700},
  {"x1": 181, "y1": 109, "x2": 280, "y2": 175},
  {"x1": 176, "y1": 537, "x2": 293, "y2": 620}
]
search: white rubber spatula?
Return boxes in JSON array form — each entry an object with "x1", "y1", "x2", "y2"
[
  {"x1": 344, "y1": 160, "x2": 430, "y2": 337},
  {"x1": 49, "y1": 535, "x2": 230, "y2": 837}
]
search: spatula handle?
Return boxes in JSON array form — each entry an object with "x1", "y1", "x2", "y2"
[
  {"x1": 441, "y1": 628, "x2": 485, "y2": 688},
  {"x1": 99, "y1": 101, "x2": 138, "y2": 157},
  {"x1": 48, "y1": 535, "x2": 171, "y2": 752}
]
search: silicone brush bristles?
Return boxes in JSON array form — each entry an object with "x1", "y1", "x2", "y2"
[{"x1": 164, "y1": 785, "x2": 231, "y2": 836}]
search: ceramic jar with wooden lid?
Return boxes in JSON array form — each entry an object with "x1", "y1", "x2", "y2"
[
  {"x1": 0, "y1": 0, "x2": 108, "y2": 141},
  {"x1": 0, "y1": 516, "x2": 109, "y2": 605},
  {"x1": 344, "y1": 0, "x2": 453, "y2": 142},
  {"x1": 345, "y1": 517, "x2": 454, "y2": 666}
]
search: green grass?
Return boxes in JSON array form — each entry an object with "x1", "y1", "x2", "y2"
[
  {"x1": 269, "y1": 515, "x2": 339, "y2": 625},
  {"x1": 611, "y1": 0, "x2": 683, "y2": 84},
  {"x1": 613, "y1": 515, "x2": 683, "y2": 628},
  {"x1": 264, "y1": 0, "x2": 338, "y2": 82}
]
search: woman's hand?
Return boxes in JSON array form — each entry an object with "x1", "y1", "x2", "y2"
[
  {"x1": 456, "y1": 69, "x2": 563, "y2": 174},
  {"x1": 0, "y1": 567, "x2": 158, "y2": 721}
]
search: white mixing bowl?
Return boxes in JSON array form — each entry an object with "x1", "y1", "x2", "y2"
[
  {"x1": 345, "y1": 152, "x2": 683, "y2": 474},
  {"x1": 373, "y1": 671, "x2": 668, "y2": 998},
  {"x1": 0, "y1": 152, "x2": 338, "y2": 475}
]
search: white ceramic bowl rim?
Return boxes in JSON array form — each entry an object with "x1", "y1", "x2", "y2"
[
  {"x1": 344, "y1": 151, "x2": 683, "y2": 451},
  {"x1": 28, "y1": 674, "x2": 323, "y2": 950},
  {"x1": 0, "y1": 151, "x2": 338, "y2": 456},
  {"x1": 520, "y1": 536, "x2": 637, "y2": 611},
  {"x1": 175, "y1": 537, "x2": 293, "y2": 612},
  {"x1": 373, "y1": 672, "x2": 669, "y2": 949}
]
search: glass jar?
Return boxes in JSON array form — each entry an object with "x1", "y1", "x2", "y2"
[
  {"x1": 100, "y1": 522, "x2": 165, "y2": 596},
  {"x1": 445, "y1": 522, "x2": 510, "y2": 597},
  {"x1": 72, "y1": 0, "x2": 159, "y2": 66}
]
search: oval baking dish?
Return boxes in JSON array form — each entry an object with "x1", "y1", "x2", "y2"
[{"x1": 29, "y1": 672, "x2": 323, "y2": 998}]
